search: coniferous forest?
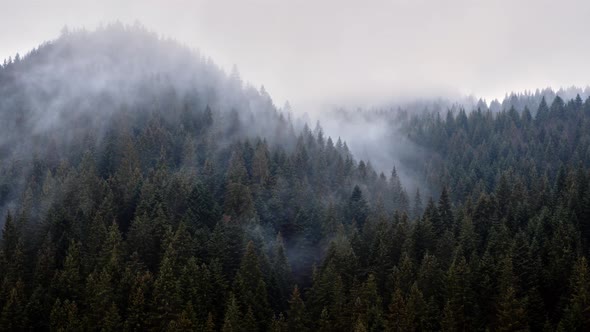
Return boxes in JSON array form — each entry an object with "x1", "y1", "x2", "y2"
[{"x1": 1, "y1": 25, "x2": 590, "y2": 331}]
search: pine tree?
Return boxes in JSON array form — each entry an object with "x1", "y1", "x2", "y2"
[
  {"x1": 180, "y1": 258, "x2": 212, "y2": 323},
  {"x1": 84, "y1": 269, "x2": 116, "y2": 328},
  {"x1": 458, "y1": 215, "x2": 477, "y2": 258},
  {"x1": 224, "y1": 151, "x2": 254, "y2": 219},
  {"x1": 222, "y1": 293, "x2": 241, "y2": 332},
  {"x1": 287, "y1": 285, "x2": 308, "y2": 332},
  {"x1": 224, "y1": 182, "x2": 254, "y2": 219},
  {"x1": 360, "y1": 274, "x2": 384, "y2": 331},
  {"x1": 50, "y1": 299, "x2": 82, "y2": 332},
  {"x1": 386, "y1": 288, "x2": 412, "y2": 332},
  {"x1": 412, "y1": 216, "x2": 434, "y2": 261},
  {"x1": 0, "y1": 281, "x2": 26, "y2": 331},
  {"x1": 412, "y1": 189, "x2": 423, "y2": 221},
  {"x1": 204, "y1": 312, "x2": 216, "y2": 332},
  {"x1": 318, "y1": 307, "x2": 331, "y2": 332},
  {"x1": 349, "y1": 185, "x2": 369, "y2": 226},
  {"x1": 184, "y1": 182, "x2": 219, "y2": 230},
  {"x1": 151, "y1": 250, "x2": 182, "y2": 328},
  {"x1": 354, "y1": 316, "x2": 368, "y2": 332},
  {"x1": 536, "y1": 96, "x2": 549, "y2": 123},
  {"x1": 270, "y1": 232, "x2": 292, "y2": 313},
  {"x1": 242, "y1": 306, "x2": 258, "y2": 332},
  {"x1": 53, "y1": 240, "x2": 82, "y2": 302},
  {"x1": 407, "y1": 284, "x2": 426, "y2": 331},
  {"x1": 1, "y1": 212, "x2": 19, "y2": 259},
  {"x1": 97, "y1": 220, "x2": 123, "y2": 276},
  {"x1": 124, "y1": 271, "x2": 152, "y2": 332},
  {"x1": 444, "y1": 255, "x2": 473, "y2": 331},
  {"x1": 440, "y1": 300, "x2": 456, "y2": 332},
  {"x1": 392, "y1": 253, "x2": 415, "y2": 295},
  {"x1": 252, "y1": 140, "x2": 271, "y2": 188},
  {"x1": 438, "y1": 187, "x2": 454, "y2": 234},
  {"x1": 270, "y1": 313, "x2": 287, "y2": 332},
  {"x1": 496, "y1": 286, "x2": 528, "y2": 332},
  {"x1": 560, "y1": 256, "x2": 590, "y2": 331},
  {"x1": 101, "y1": 302, "x2": 122, "y2": 332},
  {"x1": 549, "y1": 95, "x2": 565, "y2": 119},
  {"x1": 234, "y1": 241, "x2": 271, "y2": 330},
  {"x1": 166, "y1": 302, "x2": 196, "y2": 332},
  {"x1": 496, "y1": 256, "x2": 528, "y2": 331}
]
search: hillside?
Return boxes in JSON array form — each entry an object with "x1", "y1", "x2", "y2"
[{"x1": 0, "y1": 25, "x2": 589, "y2": 331}]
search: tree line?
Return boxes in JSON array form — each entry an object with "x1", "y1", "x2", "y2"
[{"x1": 1, "y1": 27, "x2": 590, "y2": 331}]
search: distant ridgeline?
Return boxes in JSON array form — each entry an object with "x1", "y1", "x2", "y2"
[
  {"x1": 492, "y1": 87, "x2": 590, "y2": 114},
  {"x1": 0, "y1": 24, "x2": 589, "y2": 331}
]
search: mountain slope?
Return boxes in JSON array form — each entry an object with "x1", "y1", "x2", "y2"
[{"x1": 0, "y1": 24, "x2": 590, "y2": 331}]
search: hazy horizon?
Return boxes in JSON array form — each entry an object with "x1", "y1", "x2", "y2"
[{"x1": 2, "y1": 0, "x2": 590, "y2": 109}]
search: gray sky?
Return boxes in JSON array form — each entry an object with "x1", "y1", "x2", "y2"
[{"x1": 2, "y1": 0, "x2": 590, "y2": 109}]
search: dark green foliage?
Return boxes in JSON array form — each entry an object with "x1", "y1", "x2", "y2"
[
  {"x1": 234, "y1": 242, "x2": 271, "y2": 330},
  {"x1": 287, "y1": 286, "x2": 308, "y2": 332},
  {"x1": 348, "y1": 185, "x2": 369, "y2": 226},
  {"x1": 1, "y1": 25, "x2": 590, "y2": 331}
]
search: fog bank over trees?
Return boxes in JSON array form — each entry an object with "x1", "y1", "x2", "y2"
[{"x1": 1, "y1": 24, "x2": 590, "y2": 331}]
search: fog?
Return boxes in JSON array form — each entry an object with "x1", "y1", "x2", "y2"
[
  {"x1": 5, "y1": 0, "x2": 590, "y2": 187},
  {"x1": 2, "y1": 2, "x2": 590, "y2": 289},
  {"x1": 0, "y1": 25, "x2": 289, "y2": 153},
  {"x1": 2, "y1": 0, "x2": 590, "y2": 109},
  {"x1": 2, "y1": 1, "x2": 590, "y2": 214},
  {"x1": 0, "y1": 25, "x2": 304, "y2": 225}
]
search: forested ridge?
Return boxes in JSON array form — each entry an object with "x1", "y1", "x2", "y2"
[{"x1": 0, "y1": 25, "x2": 590, "y2": 331}]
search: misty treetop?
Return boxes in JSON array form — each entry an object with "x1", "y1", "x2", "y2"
[{"x1": 0, "y1": 24, "x2": 590, "y2": 331}]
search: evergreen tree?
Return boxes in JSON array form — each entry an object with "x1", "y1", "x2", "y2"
[
  {"x1": 412, "y1": 189, "x2": 423, "y2": 221},
  {"x1": 269, "y1": 232, "x2": 292, "y2": 313},
  {"x1": 287, "y1": 285, "x2": 308, "y2": 332},
  {"x1": 438, "y1": 187, "x2": 454, "y2": 235},
  {"x1": 234, "y1": 241, "x2": 271, "y2": 330},
  {"x1": 536, "y1": 96, "x2": 549, "y2": 123},
  {"x1": 560, "y1": 256, "x2": 590, "y2": 331},
  {"x1": 349, "y1": 185, "x2": 369, "y2": 226},
  {"x1": 50, "y1": 299, "x2": 82, "y2": 332},
  {"x1": 386, "y1": 288, "x2": 412, "y2": 332},
  {"x1": 222, "y1": 293, "x2": 242, "y2": 332}
]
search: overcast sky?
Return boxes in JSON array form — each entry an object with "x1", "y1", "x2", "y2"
[{"x1": 2, "y1": 0, "x2": 590, "y2": 109}]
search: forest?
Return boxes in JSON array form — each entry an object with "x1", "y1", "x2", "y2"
[{"x1": 0, "y1": 24, "x2": 589, "y2": 331}]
